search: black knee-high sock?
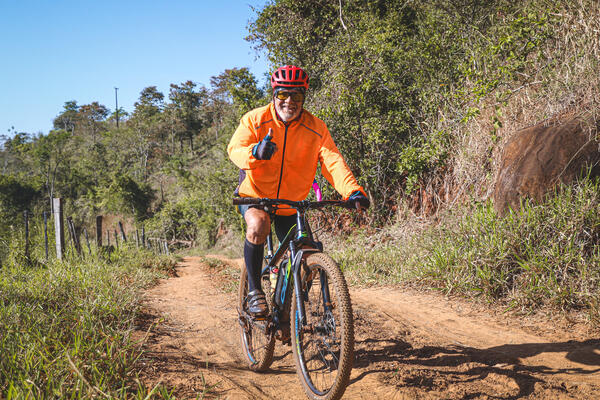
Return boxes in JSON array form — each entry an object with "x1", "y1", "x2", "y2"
[{"x1": 244, "y1": 239, "x2": 264, "y2": 293}]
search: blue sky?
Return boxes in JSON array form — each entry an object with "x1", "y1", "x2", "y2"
[{"x1": 0, "y1": 1, "x2": 270, "y2": 136}]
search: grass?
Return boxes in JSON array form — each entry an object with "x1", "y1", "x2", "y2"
[
  {"x1": 199, "y1": 255, "x2": 240, "y2": 293},
  {"x1": 333, "y1": 178, "x2": 600, "y2": 326},
  {"x1": 0, "y1": 243, "x2": 204, "y2": 399}
]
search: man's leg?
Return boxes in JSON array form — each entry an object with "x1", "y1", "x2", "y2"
[
  {"x1": 243, "y1": 207, "x2": 271, "y2": 315},
  {"x1": 273, "y1": 214, "x2": 297, "y2": 243}
]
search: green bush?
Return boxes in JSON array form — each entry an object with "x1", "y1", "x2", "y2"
[{"x1": 145, "y1": 143, "x2": 240, "y2": 248}]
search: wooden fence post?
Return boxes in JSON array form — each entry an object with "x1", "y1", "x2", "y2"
[
  {"x1": 74, "y1": 219, "x2": 82, "y2": 255},
  {"x1": 67, "y1": 217, "x2": 81, "y2": 256},
  {"x1": 23, "y1": 210, "x2": 30, "y2": 259},
  {"x1": 96, "y1": 216, "x2": 103, "y2": 247},
  {"x1": 43, "y1": 211, "x2": 49, "y2": 259},
  {"x1": 52, "y1": 198, "x2": 65, "y2": 259},
  {"x1": 114, "y1": 230, "x2": 119, "y2": 248},
  {"x1": 135, "y1": 229, "x2": 140, "y2": 248},
  {"x1": 66, "y1": 217, "x2": 74, "y2": 254},
  {"x1": 141, "y1": 226, "x2": 146, "y2": 247},
  {"x1": 118, "y1": 221, "x2": 127, "y2": 242}
]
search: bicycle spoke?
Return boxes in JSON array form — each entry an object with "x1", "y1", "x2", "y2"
[
  {"x1": 291, "y1": 253, "x2": 353, "y2": 399},
  {"x1": 239, "y1": 265, "x2": 275, "y2": 371}
]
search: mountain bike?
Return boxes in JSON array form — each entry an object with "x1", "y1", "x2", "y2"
[{"x1": 234, "y1": 197, "x2": 356, "y2": 400}]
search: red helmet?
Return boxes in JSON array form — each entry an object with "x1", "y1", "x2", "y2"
[{"x1": 270, "y1": 65, "x2": 309, "y2": 90}]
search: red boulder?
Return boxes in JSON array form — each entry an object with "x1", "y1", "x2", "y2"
[{"x1": 494, "y1": 115, "x2": 600, "y2": 214}]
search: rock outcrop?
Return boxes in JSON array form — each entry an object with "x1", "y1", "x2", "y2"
[{"x1": 494, "y1": 114, "x2": 600, "y2": 214}]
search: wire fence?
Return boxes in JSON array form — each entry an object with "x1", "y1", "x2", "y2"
[{"x1": 1, "y1": 198, "x2": 176, "y2": 265}]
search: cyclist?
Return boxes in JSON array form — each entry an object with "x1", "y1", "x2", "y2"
[{"x1": 227, "y1": 65, "x2": 369, "y2": 317}]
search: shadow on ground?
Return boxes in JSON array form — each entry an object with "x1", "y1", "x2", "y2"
[{"x1": 350, "y1": 336, "x2": 600, "y2": 399}]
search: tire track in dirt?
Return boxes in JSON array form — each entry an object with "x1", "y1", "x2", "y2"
[{"x1": 137, "y1": 256, "x2": 600, "y2": 399}]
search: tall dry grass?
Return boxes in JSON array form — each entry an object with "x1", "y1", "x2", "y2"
[{"x1": 450, "y1": 0, "x2": 600, "y2": 205}]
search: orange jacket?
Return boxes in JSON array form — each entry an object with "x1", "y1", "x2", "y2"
[{"x1": 227, "y1": 103, "x2": 365, "y2": 215}]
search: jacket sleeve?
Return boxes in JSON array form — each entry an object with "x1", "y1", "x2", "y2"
[
  {"x1": 318, "y1": 128, "x2": 366, "y2": 199},
  {"x1": 227, "y1": 114, "x2": 262, "y2": 170}
]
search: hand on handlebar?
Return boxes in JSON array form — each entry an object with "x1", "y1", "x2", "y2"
[{"x1": 348, "y1": 191, "x2": 370, "y2": 211}]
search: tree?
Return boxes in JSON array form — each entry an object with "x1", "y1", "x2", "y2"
[
  {"x1": 134, "y1": 86, "x2": 165, "y2": 118},
  {"x1": 167, "y1": 81, "x2": 208, "y2": 152},
  {"x1": 78, "y1": 102, "x2": 109, "y2": 143},
  {"x1": 98, "y1": 172, "x2": 155, "y2": 221},
  {"x1": 53, "y1": 101, "x2": 80, "y2": 133},
  {"x1": 28, "y1": 130, "x2": 72, "y2": 209},
  {"x1": 246, "y1": 0, "x2": 466, "y2": 216},
  {"x1": 210, "y1": 68, "x2": 265, "y2": 116},
  {"x1": 127, "y1": 86, "x2": 167, "y2": 178},
  {"x1": 107, "y1": 107, "x2": 129, "y2": 127},
  {"x1": 0, "y1": 174, "x2": 40, "y2": 216}
]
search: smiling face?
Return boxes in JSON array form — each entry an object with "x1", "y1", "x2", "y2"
[{"x1": 273, "y1": 88, "x2": 304, "y2": 122}]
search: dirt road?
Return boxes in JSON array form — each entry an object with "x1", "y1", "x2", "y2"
[{"x1": 138, "y1": 256, "x2": 600, "y2": 399}]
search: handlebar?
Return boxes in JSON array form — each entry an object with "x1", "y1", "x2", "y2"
[{"x1": 233, "y1": 197, "x2": 357, "y2": 211}]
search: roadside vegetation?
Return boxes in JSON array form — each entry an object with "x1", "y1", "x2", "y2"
[
  {"x1": 0, "y1": 245, "x2": 181, "y2": 398},
  {"x1": 335, "y1": 177, "x2": 600, "y2": 325}
]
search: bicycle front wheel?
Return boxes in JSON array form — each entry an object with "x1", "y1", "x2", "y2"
[
  {"x1": 291, "y1": 252, "x2": 354, "y2": 400},
  {"x1": 238, "y1": 263, "x2": 275, "y2": 371}
]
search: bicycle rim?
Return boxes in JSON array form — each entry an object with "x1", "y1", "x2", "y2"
[
  {"x1": 239, "y1": 265, "x2": 275, "y2": 371},
  {"x1": 291, "y1": 252, "x2": 354, "y2": 400}
]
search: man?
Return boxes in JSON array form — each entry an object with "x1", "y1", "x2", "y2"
[{"x1": 227, "y1": 65, "x2": 369, "y2": 317}]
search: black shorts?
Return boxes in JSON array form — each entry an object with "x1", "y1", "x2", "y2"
[{"x1": 238, "y1": 204, "x2": 297, "y2": 243}]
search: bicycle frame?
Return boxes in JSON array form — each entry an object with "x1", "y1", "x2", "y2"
[
  {"x1": 234, "y1": 197, "x2": 352, "y2": 333},
  {"x1": 260, "y1": 206, "x2": 325, "y2": 333}
]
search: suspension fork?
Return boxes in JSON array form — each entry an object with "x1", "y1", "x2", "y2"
[
  {"x1": 320, "y1": 269, "x2": 332, "y2": 312},
  {"x1": 290, "y1": 241, "x2": 308, "y2": 327}
]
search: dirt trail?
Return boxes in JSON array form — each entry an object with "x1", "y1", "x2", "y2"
[{"x1": 138, "y1": 256, "x2": 600, "y2": 399}]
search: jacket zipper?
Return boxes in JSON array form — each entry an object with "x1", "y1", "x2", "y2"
[{"x1": 276, "y1": 122, "x2": 289, "y2": 199}]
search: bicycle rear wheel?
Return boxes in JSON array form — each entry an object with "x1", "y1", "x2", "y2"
[
  {"x1": 291, "y1": 252, "x2": 354, "y2": 400},
  {"x1": 238, "y1": 264, "x2": 275, "y2": 371}
]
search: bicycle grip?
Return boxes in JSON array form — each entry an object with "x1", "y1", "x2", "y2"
[{"x1": 233, "y1": 197, "x2": 261, "y2": 205}]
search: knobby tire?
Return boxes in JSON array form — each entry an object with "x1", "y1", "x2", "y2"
[
  {"x1": 238, "y1": 264, "x2": 275, "y2": 371},
  {"x1": 291, "y1": 252, "x2": 354, "y2": 400}
]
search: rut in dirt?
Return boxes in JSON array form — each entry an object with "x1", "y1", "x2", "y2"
[{"x1": 137, "y1": 256, "x2": 600, "y2": 399}]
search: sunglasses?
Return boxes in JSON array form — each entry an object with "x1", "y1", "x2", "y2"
[{"x1": 275, "y1": 91, "x2": 305, "y2": 102}]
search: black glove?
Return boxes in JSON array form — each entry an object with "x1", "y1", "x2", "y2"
[
  {"x1": 348, "y1": 191, "x2": 370, "y2": 209},
  {"x1": 252, "y1": 130, "x2": 277, "y2": 160}
]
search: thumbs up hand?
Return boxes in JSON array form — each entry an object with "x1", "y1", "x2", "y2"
[{"x1": 252, "y1": 128, "x2": 278, "y2": 160}]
